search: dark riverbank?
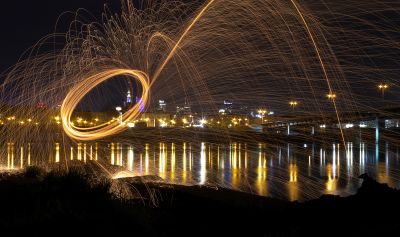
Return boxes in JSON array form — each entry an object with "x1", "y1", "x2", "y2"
[{"x1": 0, "y1": 167, "x2": 399, "y2": 236}]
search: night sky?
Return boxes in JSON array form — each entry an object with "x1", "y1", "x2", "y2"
[
  {"x1": 0, "y1": 0, "x2": 198, "y2": 74},
  {"x1": 0, "y1": 0, "x2": 121, "y2": 74}
]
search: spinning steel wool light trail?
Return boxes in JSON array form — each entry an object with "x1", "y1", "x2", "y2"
[
  {"x1": 59, "y1": 0, "x2": 344, "y2": 141},
  {"x1": 61, "y1": 69, "x2": 150, "y2": 140},
  {"x1": 61, "y1": 0, "x2": 216, "y2": 140}
]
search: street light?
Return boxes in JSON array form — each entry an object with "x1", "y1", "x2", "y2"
[
  {"x1": 327, "y1": 93, "x2": 336, "y2": 100},
  {"x1": 258, "y1": 109, "x2": 267, "y2": 124},
  {"x1": 200, "y1": 118, "x2": 208, "y2": 125},
  {"x1": 115, "y1": 106, "x2": 122, "y2": 125},
  {"x1": 289, "y1": 101, "x2": 298, "y2": 111},
  {"x1": 378, "y1": 83, "x2": 389, "y2": 99}
]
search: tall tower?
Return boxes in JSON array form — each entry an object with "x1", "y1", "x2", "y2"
[
  {"x1": 126, "y1": 89, "x2": 132, "y2": 104},
  {"x1": 125, "y1": 80, "x2": 133, "y2": 107},
  {"x1": 158, "y1": 100, "x2": 167, "y2": 112}
]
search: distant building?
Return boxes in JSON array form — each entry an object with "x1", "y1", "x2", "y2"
[
  {"x1": 126, "y1": 89, "x2": 132, "y2": 104},
  {"x1": 176, "y1": 103, "x2": 191, "y2": 116},
  {"x1": 236, "y1": 106, "x2": 250, "y2": 115},
  {"x1": 219, "y1": 100, "x2": 233, "y2": 115},
  {"x1": 158, "y1": 100, "x2": 167, "y2": 112},
  {"x1": 124, "y1": 80, "x2": 135, "y2": 107}
]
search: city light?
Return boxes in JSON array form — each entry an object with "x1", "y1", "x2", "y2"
[
  {"x1": 200, "y1": 119, "x2": 207, "y2": 125},
  {"x1": 289, "y1": 101, "x2": 298, "y2": 110},
  {"x1": 258, "y1": 109, "x2": 267, "y2": 124},
  {"x1": 116, "y1": 106, "x2": 123, "y2": 125},
  {"x1": 345, "y1": 124, "x2": 354, "y2": 128},
  {"x1": 378, "y1": 83, "x2": 389, "y2": 98},
  {"x1": 378, "y1": 83, "x2": 389, "y2": 89},
  {"x1": 327, "y1": 93, "x2": 336, "y2": 99}
]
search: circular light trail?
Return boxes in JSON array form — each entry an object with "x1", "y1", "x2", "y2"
[
  {"x1": 61, "y1": 69, "x2": 150, "y2": 141},
  {"x1": 61, "y1": 0, "x2": 216, "y2": 141},
  {"x1": 57, "y1": 0, "x2": 345, "y2": 143}
]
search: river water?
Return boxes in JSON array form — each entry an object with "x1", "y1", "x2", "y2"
[{"x1": 2, "y1": 140, "x2": 400, "y2": 201}]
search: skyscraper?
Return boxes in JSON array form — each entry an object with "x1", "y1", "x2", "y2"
[
  {"x1": 126, "y1": 89, "x2": 132, "y2": 104},
  {"x1": 158, "y1": 100, "x2": 167, "y2": 112},
  {"x1": 223, "y1": 100, "x2": 233, "y2": 114},
  {"x1": 125, "y1": 80, "x2": 134, "y2": 107}
]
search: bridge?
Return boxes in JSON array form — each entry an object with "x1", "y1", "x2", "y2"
[{"x1": 262, "y1": 106, "x2": 400, "y2": 144}]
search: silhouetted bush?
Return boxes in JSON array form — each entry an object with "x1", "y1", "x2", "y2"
[
  {"x1": 0, "y1": 171, "x2": 399, "y2": 236},
  {"x1": 24, "y1": 166, "x2": 45, "y2": 179}
]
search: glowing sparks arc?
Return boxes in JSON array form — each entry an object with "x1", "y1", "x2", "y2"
[
  {"x1": 61, "y1": 69, "x2": 150, "y2": 141},
  {"x1": 61, "y1": 0, "x2": 217, "y2": 141}
]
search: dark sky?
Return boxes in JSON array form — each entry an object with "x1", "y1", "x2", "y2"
[
  {"x1": 0, "y1": 0, "x2": 398, "y2": 113},
  {"x1": 0, "y1": 0, "x2": 122, "y2": 74}
]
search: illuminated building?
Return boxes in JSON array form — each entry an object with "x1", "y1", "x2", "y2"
[
  {"x1": 126, "y1": 89, "x2": 132, "y2": 104},
  {"x1": 223, "y1": 100, "x2": 233, "y2": 114},
  {"x1": 158, "y1": 100, "x2": 167, "y2": 112},
  {"x1": 176, "y1": 103, "x2": 191, "y2": 116}
]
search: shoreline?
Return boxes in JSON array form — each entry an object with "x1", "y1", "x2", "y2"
[{"x1": 0, "y1": 168, "x2": 399, "y2": 236}]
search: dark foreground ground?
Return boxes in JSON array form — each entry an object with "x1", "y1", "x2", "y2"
[{"x1": 0, "y1": 167, "x2": 399, "y2": 236}]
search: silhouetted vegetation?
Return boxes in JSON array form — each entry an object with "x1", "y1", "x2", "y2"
[
  {"x1": 0, "y1": 168, "x2": 399, "y2": 236},
  {"x1": 24, "y1": 166, "x2": 45, "y2": 179}
]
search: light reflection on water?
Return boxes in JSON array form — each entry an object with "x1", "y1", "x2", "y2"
[{"x1": 2, "y1": 141, "x2": 400, "y2": 201}]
